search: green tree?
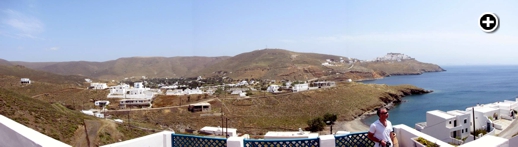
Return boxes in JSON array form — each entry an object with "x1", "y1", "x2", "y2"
[
  {"x1": 306, "y1": 117, "x2": 325, "y2": 132},
  {"x1": 323, "y1": 113, "x2": 338, "y2": 124}
]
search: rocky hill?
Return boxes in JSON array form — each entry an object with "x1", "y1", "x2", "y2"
[
  {"x1": 0, "y1": 59, "x2": 12, "y2": 66},
  {"x1": 6, "y1": 49, "x2": 444, "y2": 81},
  {"x1": 0, "y1": 64, "x2": 86, "y2": 85},
  {"x1": 12, "y1": 56, "x2": 230, "y2": 81},
  {"x1": 359, "y1": 53, "x2": 445, "y2": 76},
  {"x1": 198, "y1": 49, "x2": 347, "y2": 80}
]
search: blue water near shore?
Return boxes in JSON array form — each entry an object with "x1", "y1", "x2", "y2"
[{"x1": 361, "y1": 66, "x2": 518, "y2": 128}]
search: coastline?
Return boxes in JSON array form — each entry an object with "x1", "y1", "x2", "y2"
[{"x1": 334, "y1": 102, "x2": 399, "y2": 132}]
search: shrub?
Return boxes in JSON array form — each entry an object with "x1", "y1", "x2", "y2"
[
  {"x1": 415, "y1": 137, "x2": 440, "y2": 147},
  {"x1": 323, "y1": 113, "x2": 337, "y2": 124},
  {"x1": 306, "y1": 117, "x2": 325, "y2": 132},
  {"x1": 471, "y1": 129, "x2": 488, "y2": 136}
]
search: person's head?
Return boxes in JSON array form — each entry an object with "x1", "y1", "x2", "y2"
[{"x1": 376, "y1": 107, "x2": 389, "y2": 120}]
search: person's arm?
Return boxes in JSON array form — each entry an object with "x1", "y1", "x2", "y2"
[
  {"x1": 390, "y1": 125, "x2": 397, "y2": 146},
  {"x1": 368, "y1": 124, "x2": 386, "y2": 146},
  {"x1": 367, "y1": 132, "x2": 381, "y2": 143}
]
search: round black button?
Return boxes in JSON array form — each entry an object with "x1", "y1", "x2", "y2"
[{"x1": 479, "y1": 12, "x2": 499, "y2": 33}]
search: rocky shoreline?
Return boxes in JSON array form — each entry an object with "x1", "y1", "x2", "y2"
[{"x1": 337, "y1": 86, "x2": 433, "y2": 132}]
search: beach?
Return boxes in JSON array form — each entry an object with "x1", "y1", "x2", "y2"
[{"x1": 336, "y1": 118, "x2": 370, "y2": 132}]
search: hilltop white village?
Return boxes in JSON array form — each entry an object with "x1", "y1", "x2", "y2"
[{"x1": 3, "y1": 53, "x2": 518, "y2": 147}]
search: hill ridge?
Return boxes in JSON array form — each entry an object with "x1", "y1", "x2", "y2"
[{"x1": 4, "y1": 49, "x2": 444, "y2": 81}]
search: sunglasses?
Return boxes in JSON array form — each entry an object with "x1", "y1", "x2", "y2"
[{"x1": 381, "y1": 112, "x2": 389, "y2": 115}]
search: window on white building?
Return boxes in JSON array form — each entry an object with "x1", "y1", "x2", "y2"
[{"x1": 464, "y1": 119, "x2": 467, "y2": 124}]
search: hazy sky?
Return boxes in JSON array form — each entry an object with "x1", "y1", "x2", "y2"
[{"x1": 1, "y1": 1, "x2": 517, "y2": 65}]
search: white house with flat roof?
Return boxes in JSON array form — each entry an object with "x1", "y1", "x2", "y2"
[
  {"x1": 466, "y1": 106, "x2": 495, "y2": 134},
  {"x1": 107, "y1": 83, "x2": 157, "y2": 99},
  {"x1": 90, "y1": 83, "x2": 108, "y2": 89},
  {"x1": 20, "y1": 78, "x2": 31, "y2": 84},
  {"x1": 416, "y1": 102, "x2": 507, "y2": 145},
  {"x1": 119, "y1": 99, "x2": 152, "y2": 109},
  {"x1": 415, "y1": 110, "x2": 472, "y2": 143},
  {"x1": 267, "y1": 85, "x2": 280, "y2": 93},
  {"x1": 292, "y1": 83, "x2": 309, "y2": 92}
]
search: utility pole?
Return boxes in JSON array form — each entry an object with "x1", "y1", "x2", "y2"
[
  {"x1": 226, "y1": 118, "x2": 230, "y2": 138},
  {"x1": 221, "y1": 107, "x2": 224, "y2": 135}
]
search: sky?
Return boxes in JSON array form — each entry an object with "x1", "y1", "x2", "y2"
[{"x1": 1, "y1": 1, "x2": 518, "y2": 65}]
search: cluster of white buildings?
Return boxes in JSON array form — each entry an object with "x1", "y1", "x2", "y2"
[
  {"x1": 165, "y1": 87, "x2": 204, "y2": 96},
  {"x1": 90, "y1": 83, "x2": 108, "y2": 89},
  {"x1": 415, "y1": 98, "x2": 518, "y2": 145},
  {"x1": 105, "y1": 82, "x2": 161, "y2": 109},
  {"x1": 107, "y1": 82, "x2": 157, "y2": 99},
  {"x1": 371, "y1": 53, "x2": 414, "y2": 62},
  {"x1": 321, "y1": 57, "x2": 348, "y2": 66}
]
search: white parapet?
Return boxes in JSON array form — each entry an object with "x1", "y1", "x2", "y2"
[
  {"x1": 101, "y1": 131, "x2": 174, "y2": 147},
  {"x1": 227, "y1": 137, "x2": 244, "y2": 147},
  {"x1": 0, "y1": 115, "x2": 71, "y2": 147},
  {"x1": 319, "y1": 135, "x2": 335, "y2": 147}
]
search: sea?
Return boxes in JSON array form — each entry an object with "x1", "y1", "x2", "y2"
[{"x1": 361, "y1": 66, "x2": 518, "y2": 128}]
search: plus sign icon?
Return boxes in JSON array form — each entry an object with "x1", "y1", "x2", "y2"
[{"x1": 479, "y1": 12, "x2": 499, "y2": 33}]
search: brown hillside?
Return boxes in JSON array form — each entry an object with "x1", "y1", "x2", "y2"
[
  {"x1": 0, "y1": 59, "x2": 12, "y2": 66},
  {"x1": 11, "y1": 56, "x2": 230, "y2": 80},
  {"x1": 199, "y1": 49, "x2": 348, "y2": 80},
  {"x1": 119, "y1": 82, "x2": 430, "y2": 137},
  {"x1": 6, "y1": 50, "x2": 445, "y2": 81},
  {"x1": 0, "y1": 64, "x2": 86, "y2": 85},
  {"x1": 358, "y1": 59, "x2": 445, "y2": 75},
  {"x1": 0, "y1": 75, "x2": 152, "y2": 146}
]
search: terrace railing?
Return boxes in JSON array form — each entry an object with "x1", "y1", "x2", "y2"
[
  {"x1": 171, "y1": 134, "x2": 227, "y2": 147},
  {"x1": 335, "y1": 132, "x2": 375, "y2": 147},
  {"x1": 243, "y1": 138, "x2": 320, "y2": 147}
]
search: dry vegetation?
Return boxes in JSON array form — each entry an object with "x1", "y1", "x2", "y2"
[
  {"x1": 118, "y1": 82, "x2": 429, "y2": 138},
  {"x1": 0, "y1": 75, "x2": 152, "y2": 146}
]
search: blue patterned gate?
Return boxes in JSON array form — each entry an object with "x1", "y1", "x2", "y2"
[
  {"x1": 244, "y1": 138, "x2": 320, "y2": 147},
  {"x1": 171, "y1": 134, "x2": 227, "y2": 147},
  {"x1": 335, "y1": 132, "x2": 375, "y2": 147}
]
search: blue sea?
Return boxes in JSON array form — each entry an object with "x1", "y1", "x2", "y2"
[{"x1": 361, "y1": 66, "x2": 518, "y2": 128}]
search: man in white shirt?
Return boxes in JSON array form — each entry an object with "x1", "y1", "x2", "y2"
[{"x1": 367, "y1": 107, "x2": 395, "y2": 147}]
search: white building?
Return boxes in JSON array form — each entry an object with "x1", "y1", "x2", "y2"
[
  {"x1": 166, "y1": 89, "x2": 184, "y2": 96},
  {"x1": 189, "y1": 87, "x2": 203, "y2": 95},
  {"x1": 292, "y1": 83, "x2": 309, "y2": 92},
  {"x1": 119, "y1": 99, "x2": 152, "y2": 109},
  {"x1": 109, "y1": 83, "x2": 131, "y2": 95},
  {"x1": 466, "y1": 106, "x2": 495, "y2": 133},
  {"x1": 20, "y1": 78, "x2": 31, "y2": 84},
  {"x1": 415, "y1": 110, "x2": 472, "y2": 142},
  {"x1": 284, "y1": 81, "x2": 292, "y2": 89},
  {"x1": 311, "y1": 81, "x2": 336, "y2": 88},
  {"x1": 90, "y1": 83, "x2": 108, "y2": 89},
  {"x1": 266, "y1": 85, "x2": 280, "y2": 93},
  {"x1": 231, "y1": 90, "x2": 242, "y2": 95},
  {"x1": 188, "y1": 102, "x2": 211, "y2": 112},
  {"x1": 199, "y1": 126, "x2": 237, "y2": 137},
  {"x1": 239, "y1": 92, "x2": 246, "y2": 97},
  {"x1": 236, "y1": 81, "x2": 248, "y2": 86},
  {"x1": 134, "y1": 82, "x2": 144, "y2": 89},
  {"x1": 94, "y1": 101, "x2": 110, "y2": 107}
]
